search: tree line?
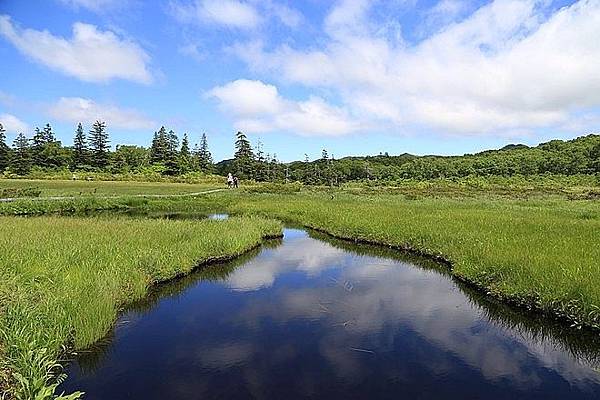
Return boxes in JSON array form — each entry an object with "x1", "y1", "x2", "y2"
[
  {"x1": 1, "y1": 121, "x2": 598, "y2": 184},
  {"x1": 0, "y1": 121, "x2": 214, "y2": 176}
]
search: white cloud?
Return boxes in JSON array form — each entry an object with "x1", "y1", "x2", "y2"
[
  {"x1": 230, "y1": 0, "x2": 600, "y2": 136},
  {"x1": 57, "y1": 0, "x2": 124, "y2": 12},
  {"x1": 178, "y1": 43, "x2": 205, "y2": 61},
  {"x1": 0, "y1": 113, "x2": 29, "y2": 134},
  {"x1": 170, "y1": 0, "x2": 261, "y2": 29},
  {"x1": 259, "y1": 0, "x2": 304, "y2": 28},
  {"x1": 170, "y1": 0, "x2": 304, "y2": 29},
  {"x1": 47, "y1": 97, "x2": 155, "y2": 130},
  {"x1": 0, "y1": 15, "x2": 153, "y2": 84},
  {"x1": 207, "y1": 79, "x2": 361, "y2": 136}
]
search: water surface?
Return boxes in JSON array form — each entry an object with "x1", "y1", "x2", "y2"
[{"x1": 61, "y1": 228, "x2": 600, "y2": 399}]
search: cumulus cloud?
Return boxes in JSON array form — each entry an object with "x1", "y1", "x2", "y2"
[
  {"x1": 230, "y1": 0, "x2": 600, "y2": 136},
  {"x1": 0, "y1": 15, "x2": 153, "y2": 83},
  {"x1": 170, "y1": 0, "x2": 303, "y2": 29},
  {"x1": 47, "y1": 97, "x2": 155, "y2": 130},
  {"x1": 207, "y1": 79, "x2": 361, "y2": 136},
  {"x1": 0, "y1": 113, "x2": 29, "y2": 134},
  {"x1": 170, "y1": 0, "x2": 262, "y2": 29}
]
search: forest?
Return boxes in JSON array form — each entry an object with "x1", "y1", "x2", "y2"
[{"x1": 1, "y1": 121, "x2": 599, "y2": 185}]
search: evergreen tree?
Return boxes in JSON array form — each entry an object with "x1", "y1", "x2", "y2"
[
  {"x1": 150, "y1": 127, "x2": 169, "y2": 164},
  {"x1": 72, "y1": 122, "x2": 88, "y2": 168},
  {"x1": 89, "y1": 120, "x2": 110, "y2": 169},
  {"x1": 255, "y1": 139, "x2": 266, "y2": 181},
  {"x1": 11, "y1": 132, "x2": 31, "y2": 175},
  {"x1": 31, "y1": 127, "x2": 46, "y2": 166},
  {"x1": 167, "y1": 130, "x2": 179, "y2": 156},
  {"x1": 165, "y1": 130, "x2": 180, "y2": 175},
  {"x1": 233, "y1": 131, "x2": 254, "y2": 179},
  {"x1": 179, "y1": 133, "x2": 191, "y2": 173},
  {"x1": 42, "y1": 123, "x2": 56, "y2": 142},
  {"x1": 0, "y1": 123, "x2": 9, "y2": 172},
  {"x1": 321, "y1": 149, "x2": 329, "y2": 161},
  {"x1": 30, "y1": 123, "x2": 61, "y2": 168},
  {"x1": 198, "y1": 133, "x2": 213, "y2": 172}
]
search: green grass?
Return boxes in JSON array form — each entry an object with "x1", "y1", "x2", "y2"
[
  {"x1": 0, "y1": 215, "x2": 281, "y2": 399},
  {"x1": 216, "y1": 192, "x2": 600, "y2": 329},
  {"x1": 0, "y1": 179, "x2": 223, "y2": 198},
  {"x1": 2, "y1": 179, "x2": 600, "y2": 397}
]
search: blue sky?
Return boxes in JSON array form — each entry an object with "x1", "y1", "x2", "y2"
[{"x1": 0, "y1": 0, "x2": 598, "y2": 162}]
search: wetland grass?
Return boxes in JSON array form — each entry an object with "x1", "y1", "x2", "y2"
[
  {"x1": 0, "y1": 215, "x2": 281, "y2": 399},
  {"x1": 219, "y1": 192, "x2": 600, "y2": 330}
]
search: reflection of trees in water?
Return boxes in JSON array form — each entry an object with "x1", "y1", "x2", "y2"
[
  {"x1": 74, "y1": 239, "x2": 283, "y2": 375},
  {"x1": 306, "y1": 228, "x2": 600, "y2": 369}
]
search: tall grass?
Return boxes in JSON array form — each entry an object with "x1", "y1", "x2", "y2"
[
  {"x1": 0, "y1": 215, "x2": 281, "y2": 399},
  {"x1": 220, "y1": 192, "x2": 600, "y2": 330}
]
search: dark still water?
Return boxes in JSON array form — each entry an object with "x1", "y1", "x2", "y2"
[{"x1": 61, "y1": 228, "x2": 600, "y2": 399}]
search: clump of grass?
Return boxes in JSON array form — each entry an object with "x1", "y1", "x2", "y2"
[{"x1": 0, "y1": 215, "x2": 281, "y2": 399}]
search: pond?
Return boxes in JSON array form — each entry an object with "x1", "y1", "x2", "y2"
[{"x1": 60, "y1": 227, "x2": 600, "y2": 399}]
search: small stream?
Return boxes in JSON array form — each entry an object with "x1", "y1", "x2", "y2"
[{"x1": 60, "y1": 223, "x2": 600, "y2": 399}]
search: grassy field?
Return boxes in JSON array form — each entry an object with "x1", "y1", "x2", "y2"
[
  {"x1": 0, "y1": 215, "x2": 281, "y2": 399},
  {"x1": 0, "y1": 179, "x2": 224, "y2": 198}
]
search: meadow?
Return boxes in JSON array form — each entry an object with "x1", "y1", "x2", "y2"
[
  {"x1": 0, "y1": 178, "x2": 222, "y2": 198},
  {"x1": 0, "y1": 215, "x2": 281, "y2": 399},
  {"x1": 1, "y1": 178, "x2": 599, "y2": 399}
]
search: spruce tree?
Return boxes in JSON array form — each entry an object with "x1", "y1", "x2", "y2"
[
  {"x1": 31, "y1": 127, "x2": 45, "y2": 166},
  {"x1": 42, "y1": 123, "x2": 56, "y2": 142},
  {"x1": 30, "y1": 123, "x2": 59, "y2": 168},
  {"x1": 89, "y1": 120, "x2": 110, "y2": 169},
  {"x1": 150, "y1": 127, "x2": 169, "y2": 165},
  {"x1": 198, "y1": 133, "x2": 213, "y2": 172},
  {"x1": 0, "y1": 123, "x2": 9, "y2": 172},
  {"x1": 165, "y1": 130, "x2": 179, "y2": 175},
  {"x1": 179, "y1": 133, "x2": 191, "y2": 173},
  {"x1": 72, "y1": 122, "x2": 88, "y2": 169},
  {"x1": 11, "y1": 132, "x2": 31, "y2": 175},
  {"x1": 233, "y1": 131, "x2": 254, "y2": 179}
]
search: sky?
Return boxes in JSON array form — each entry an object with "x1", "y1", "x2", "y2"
[{"x1": 0, "y1": 0, "x2": 599, "y2": 162}]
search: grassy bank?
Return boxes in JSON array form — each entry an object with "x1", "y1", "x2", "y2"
[
  {"x1": 0, "y1": 215, "x2": 281, "y2": 399},
  {"x1": 218, "y1": 192, "x2": 600, "y2": 330}
]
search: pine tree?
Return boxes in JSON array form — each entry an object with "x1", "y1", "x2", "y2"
[
  {"x1": 30, "y1": 123, "x2": 60, "y2": 168},
  {"x1": 11, "y1": 132, "x2": 31, "y2": 175},
  {"x1": 321, "y1": 149, "x2": 329, "y2": 161},
  {"x1": 179, "y1": 133, "x2": 191, "y2": 173},
  {"x1": 0, "y1": 123, "x2": 9, "y2": 172},
  {"x1": 198, "y1": 133, "x2": 213, "y2": 172},
  {"x1": 31, "y1": 127, "x2": 45, "y2": 166},
  {"x1": 233, "y1": 131, "x2": 254, "y2": 179},
  {"x1": 165, "y1": 130, "x2": 180, "y2": 175},
  {"x1": 72, "y1": 122, "x2": 88, "y2": 169},
  {"x1": 42, "y1": 123, "x2": 56, "y2": 142},
  {"x1": 150, "y1": 127, "x2": 169, "y2": 164},
  {"x1": 89, "y1": 120, "x2": 110, "y2": 169},
  {"x1": 255, "y1": 139, "x2": 266, "y2": 181}
]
